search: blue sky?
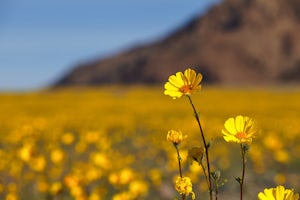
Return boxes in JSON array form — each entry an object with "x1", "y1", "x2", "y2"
[{"x1": 0, "y1": 0, "x2": 220, "y2": 91}]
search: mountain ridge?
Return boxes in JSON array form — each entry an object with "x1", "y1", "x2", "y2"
[{"x1": 54, "y1": 0, "x2": 300, "y2": 87}]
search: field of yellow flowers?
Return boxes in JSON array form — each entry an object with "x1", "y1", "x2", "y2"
[{"x1": 0, "y1": 85, "x2": 299, "y2": 199}]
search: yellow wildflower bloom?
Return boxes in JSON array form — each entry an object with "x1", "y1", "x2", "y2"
[
  {"x1": 119, "y1": 168, "x2": 134, "y2": 185},
  {"x1": 50, "y1": 182, "x2": 62, "y2": 195},
  {"x1": 108, "y1": 168, "x2": 134, "y2": 185},
  {"x1": 61, "y1": 132, "x2": 75, "y2": 145},
  {"x1": 64, "y1": 174, "x2": 80, "y2": 188},
  {"x1": 164, "y1": 68, "x2": 202, "y2": 99},
  {"x1": 30, "y1": 156, "x2": 46, "y2": 172},
  {"x1": 5, "y1": 193, "x2": 18, "y2": 200},
  {"x1": 112, "y1": 192, "x2": 132, "y2": 200},
  {"x1": 18, "y1": 143, "x2": 34, "y2": 162},
  {"x1": 222, "y1": 115, "x2": 258, "y2": 144},
  {"x1": 91, "y1": 153, "x2": 111, "y2": 169},
  {"x1": 108, "y1": 173, "x2": 119, "y2": 185},
  {"x1": 89, "y1": 193, "x2": 101, "y2": 200},
  {"x1": 50, "y1": 149, "x2": 64, "y2": 164},
  {"x1": 166, "y1": 130, "x2": 186, "y2": 145},
  {"x1": 37, "y1": 180, "x2": 49, "y2": 192},
  {"x1": 258, "y1": 185, "x2": 299, "y2": 200},
  {"x1": 175, "y1": 176, "x2": 195, "y2": 200},
  {"x1": 129, "y1": 180, "x2": 148, "y2": 197}
]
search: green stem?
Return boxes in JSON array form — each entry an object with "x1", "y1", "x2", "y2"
[
  {"x1": 240, "y1": 144, "x2": 246, "y2": 200},
  {"x1": 215, "y1": 179, "x2": 219, "y2": 200},
  {"x1": 187, "y1": 96, "x2": 213, "y2": 200},
  {"x1": 175, "y1": 144, "x2": 186, "y2": 200},
  {"x1": 175, "y1": 144, "x2": 183, "y2": 178},
  {"x1": 200, "y1": 162, "x2": 210, "y2": 191}
]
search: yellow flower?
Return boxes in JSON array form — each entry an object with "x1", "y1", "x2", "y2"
[
  {"x1": 112, "y1": 192, "x2": 132, "y2": 200},
  {"x1": 258, "y1": 185, "x2": 299, "y2": 200},
  {"x1": 166, "y1": 130, "x2": 186, "y2": 145},
  {"x1": 50, "y1": 182, "x2": 62, "y2": 195},
  {"x1": 30, "y1": 156, "x2": 46, "y2": 172},
  {"x1": 37, "y1": 180, "x2": 49, "y2": 192},
  {"x1": 222, "y1": 115, "x2": 258, "y2": 144},
  {"x1": 91, "y1": 153, "x2": 111, "y2": 169},
  {"x1": 61, "y1": 132, "x2": 75, "y2": 145},
  {"x1": 108, "y1": 168, "x2": 135, "y2": 185},
  {"x1": 175, "y1": 176, "x2": 195, "y2": 200},
  {"x1": 164, "y1": 68, "x2": 202, "y2": 99},
  {"x1": 119, "y1": 168, "x2": 134, "y2": 185},
  {"x1": 5, "y1": 193, "x2": 18, "y2": 200},
  {"x1": 64, "y1": 174, "x2": 80, "y2": 188},
  {"x1": 18, "y1": 143, "x2": 34, "y2": 162},
  {"x1": 129, "y1": 180, "x2": 148, "y2": 197},
  {"x1": 50, "y1": 149, "x2": 64, "y2": 164}
]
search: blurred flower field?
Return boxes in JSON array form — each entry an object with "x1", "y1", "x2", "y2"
[{"x1": 0, "y1": 86, "x2": 300, "y2": 199}]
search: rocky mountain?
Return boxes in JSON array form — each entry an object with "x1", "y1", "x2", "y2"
[{"x1": 54, "y1": 0, "x2": 300, "y2": 87}]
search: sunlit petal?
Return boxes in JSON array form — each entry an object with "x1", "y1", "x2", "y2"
[
  {"x1": 164, "y1": 68, "x2": 203, "y2": 99},
  {"x1": 222, "y1": 115, "x2": 258, "y2": 144},
  {"x1": 258, "y1": 185, "x2": 299, "y2": 200}
]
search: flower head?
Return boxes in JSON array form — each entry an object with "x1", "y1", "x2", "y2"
[
  {"x1": 187, "y1": 147, "x2": 205, "y2": 165},
  {"x1": 164, "y1": 68, "x2": 202, "y2": 99},
  {"x1": 166, "y1": 130, "x2": 186, "y2": 145},
  {"x1": 258, "y1": 185, "x2": 299, "y2": 200},
  {"x1": 175, "y1": 176, "x2": 195, "y2": 200},
  {"x1": 222, "y1": 115, "x2": 258, "y2": 144}
]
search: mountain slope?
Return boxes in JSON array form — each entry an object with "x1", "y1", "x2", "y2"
[{"x1": 55, "y1": 0, "x2": 300, "y2": 87}]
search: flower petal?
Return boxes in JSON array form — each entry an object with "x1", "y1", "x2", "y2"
[
  {"x1": 164, "y1": 82, "x2": 178, "y2": 91},
  {"x1": 223, "y1": 135, "x2": 239, "y2": 143},
  {"x1": 224, "y1": 117, "x2": 237, "y2": 135},
  {"x1": 168, "y1": 74, "x2": 184, "y2": 88},
  {"x1": 192, "y1": 73, "x2": 203, "y2": 88},
  {"x1": 164, "y1": 68, "x2": 203, "y2": 99},
  {"x1": 235, "y1": 115, "x2": 245, "y2": 132},
  {"x1": 164, "y1": 90, "x2": 183, "y2": 99},
  {"x1": 275, "y1": 186, "x2": 285, "y2": 200},
  {"x1": 184, "y1": 68, "x2": 196, "y2": 85}
]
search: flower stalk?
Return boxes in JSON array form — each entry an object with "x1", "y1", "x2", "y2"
[
  {"x1": 222, "y1": 115, "x2": 258, "y2": 200},
  {"x1": 239, "y1": 144, "x2": 247, "y2": 200},
  {"x1": 163, "y1": 68, "x2": 299, "y2": 200},
  {"x1": 175, "y1": 144, "x2": 185, "y2": 200},
  {"x1": 187, "y1": 96, "x2": 213, "y2": 200},
  {"x1": 167, "y1": 129, "x2": 194, "y2": 200},
  {"x1": 175, "y1": 144, "x2": 183, "y2": 178}
]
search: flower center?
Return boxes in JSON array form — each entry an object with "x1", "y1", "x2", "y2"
[
  {"x1": 180, "y1": 85, "x2": 192, "y2": 94},
  {"x1": 236, "y1": 132, "x2": 247, "y2": 140}
]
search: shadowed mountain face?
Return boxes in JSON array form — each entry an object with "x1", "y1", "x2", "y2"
[{"x1": 55, "y1": 0, "x2": 300, "y2": 87}]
